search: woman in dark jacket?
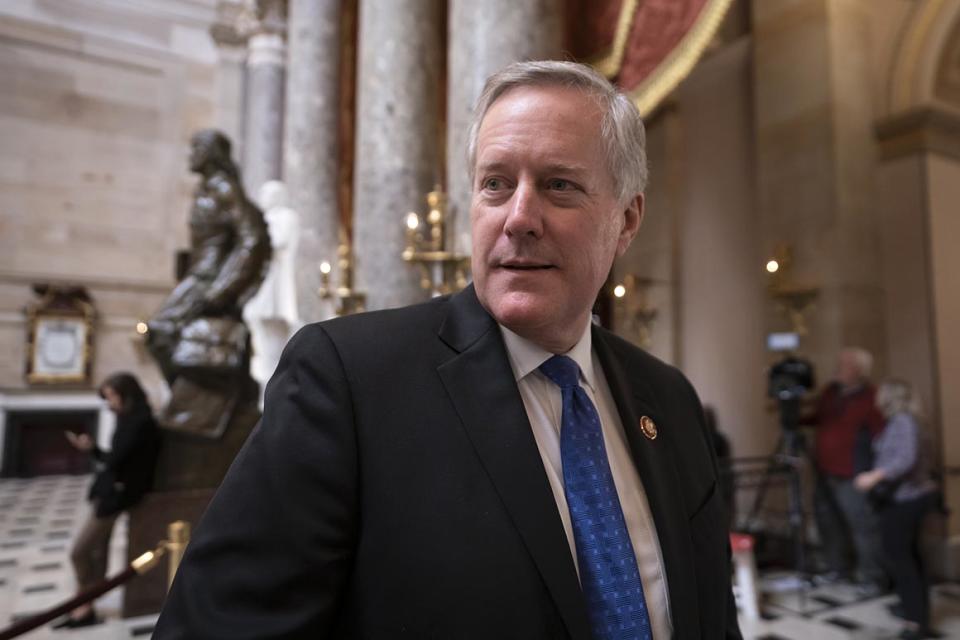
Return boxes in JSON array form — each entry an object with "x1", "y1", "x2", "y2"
[
  {"x1": 854, "y1": 379, "x2": 938, "y2": 640},
  {"x1": 54, "y1": 372, "x2": 161, "y2": 629}
]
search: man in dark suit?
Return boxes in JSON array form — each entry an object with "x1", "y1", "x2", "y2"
[{"x1": 155, "y1": 61, "x2": 740, "y2": 639}]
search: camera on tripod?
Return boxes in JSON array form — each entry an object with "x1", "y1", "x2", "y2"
[
  {"x1": 766, "y1": 332, "x2": 815, "y2": 432},
  {"x1": 743, "y1": 333, "x2": 818, "y2": 579}
]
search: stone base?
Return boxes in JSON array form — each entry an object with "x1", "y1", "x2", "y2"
[
  {"x1": 153, "y1": 396, "x2": 260, "y2": 491},
  {"x1": 123, "y1": 488, "x2": 216, "y2": 618}
]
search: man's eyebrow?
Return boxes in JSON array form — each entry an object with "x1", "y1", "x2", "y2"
[
  {"x1": 474, "y1": 161, "x2": 589, "y2": 175},
  {"x1": 542, "y1": 163, "x2": 589, "y2": 175},
  {"x1": 475, "y1": 161, "x2": 512, "y2": 174}
]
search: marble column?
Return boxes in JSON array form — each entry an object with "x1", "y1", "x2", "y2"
[
  {"x1": 353, "y1": 0, "x2": 442, "y2": 310},
  {"x1": 242, "y1": 0, "x2": 287, "y2": 197},
  {"x1": 210, "y1": 1, "x2": 248, "y2": 159},
  {"x1": 446, "y1": 0, "x2": 564, "y2": 254},
  {"x1": 752, "y1": 0, "x2": 885, "y2": 379},
  {"x1": 283, "y1": 0, "x2": 341, "y2": 323}
]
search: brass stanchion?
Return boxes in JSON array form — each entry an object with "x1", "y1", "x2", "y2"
[{"x1": 166, "y1": 520, "x2": 190, "y2": 592}]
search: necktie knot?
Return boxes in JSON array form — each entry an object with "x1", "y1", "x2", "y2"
[{"x1": 538, "y1": 355, "x2": 580, "y2": 390}]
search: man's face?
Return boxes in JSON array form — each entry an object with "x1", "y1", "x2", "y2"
[
  {"x1": 836, "y1": 351, "x2": 862, "y2": 387},
  {"x1": 470, "y1": 85, "x2": 642, "y2": 352}
]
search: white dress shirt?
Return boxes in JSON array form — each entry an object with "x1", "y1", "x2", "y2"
[{"x1": 499, "y1": 323, "x2": 673, "y2": 639}]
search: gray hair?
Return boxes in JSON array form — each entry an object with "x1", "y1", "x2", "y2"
[
  {"x1": 842, "y1": 346, "x2": 874, "y2": 379},
  {"x1": 876, "y1": 378, "x2": 922, "y2": 418},
  {"x1": 466, "y1": 60, "x2": 648, "y2": 205}
]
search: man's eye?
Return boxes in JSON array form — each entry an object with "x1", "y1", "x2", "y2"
[
  {"x1": 547, "y1": 178, "x2": 573, "y2": 191},
  {"x1": 482, "y1": 177, "x2": 504, "y2": 191}
]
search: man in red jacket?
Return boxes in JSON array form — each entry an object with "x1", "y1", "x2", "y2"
[{"x1": 810, "y1": 347, "x2": 886, "y2": 591}]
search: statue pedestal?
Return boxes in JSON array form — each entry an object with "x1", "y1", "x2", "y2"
[
  {"x1": 122, "y1": 397, "x2": 260, "y2": 617},
  {"x1": 154, "y1": 394, "x2": 260, "y2": 492},
  {"x1": 128, "y1": 128, "x2": 272, "y2": 619}
]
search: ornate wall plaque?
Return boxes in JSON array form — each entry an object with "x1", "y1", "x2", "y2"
[{"x1": 24, "y1": 286, "x2": 95, "y2": 385}]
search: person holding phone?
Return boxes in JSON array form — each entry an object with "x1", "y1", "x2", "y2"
[{"x1": 54, "y1": 372, "x2": 161, "y2": 629}]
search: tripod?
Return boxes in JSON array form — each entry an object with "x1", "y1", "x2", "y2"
[{"x1": 744, "y1": 396, "x2": 813, "y2": 589}]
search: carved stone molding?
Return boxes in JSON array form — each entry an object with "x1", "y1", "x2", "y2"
[
  {"x1": 237, "y1": 0, "x2": 288, "y2": 39},
  {"x1": 210, "y1": 0, "x2": 248, "y2": 48},
  {"x1": 935, "y1": 14, "x2": 960, "y2": 106},
  {"x1": 875, "y1": 105, "x2": 960, "y2": 162}
]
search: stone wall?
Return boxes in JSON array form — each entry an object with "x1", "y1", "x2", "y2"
[{"x1": 0, "y1": 1, "x2": 219, "y2": 405}]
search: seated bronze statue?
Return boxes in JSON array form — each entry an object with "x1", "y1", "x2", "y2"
[{"x1": 147, "y1": 129, "x2": 271, "y2": 438}]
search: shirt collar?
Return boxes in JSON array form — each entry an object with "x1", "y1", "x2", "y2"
[{"x1": 498, "y1": 321, "x2": 596, "y2": 393}]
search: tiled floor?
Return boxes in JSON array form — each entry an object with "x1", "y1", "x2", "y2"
[
  {"x1": 0, "y1": 475, "x2": 157, "y2": 639},
  {"x1": 741, "y1": 571, "x2": 960, "y2": 638},
  {"x1": 0, "y1": 475, "x2": 958, "y2": 639}
]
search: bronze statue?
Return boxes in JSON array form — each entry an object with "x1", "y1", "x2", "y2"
[{"x1": 147, "y1": 129, "x2": 271, "y2": 439}]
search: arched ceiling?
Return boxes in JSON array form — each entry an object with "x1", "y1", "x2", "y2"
[
  {"x1": 888, "y1": 0, "x2": 960, "y2": 114},
  {"x1": 934, "y1": 14, "x2": 960, "y2": 108},
  {"x1": 567, "y1": 0, "x2": 733, "y2": 117}
]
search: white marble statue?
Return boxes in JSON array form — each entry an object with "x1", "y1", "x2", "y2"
[{"x1": 243, "y1": 180, "x2": 302, "y2": 405}]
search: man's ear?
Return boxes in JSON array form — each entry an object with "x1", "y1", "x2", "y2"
[{"x1": 616, "y1": 193, "x2": 644, "y2": 257}]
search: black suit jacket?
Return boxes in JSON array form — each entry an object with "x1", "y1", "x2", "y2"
[{"x1": 154, "y1": 286, "x2": 740, "y2": 639}]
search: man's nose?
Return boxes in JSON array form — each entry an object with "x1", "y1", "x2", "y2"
[{"x1": 503, "y1": 183, "x2": 544, "y2": 238}]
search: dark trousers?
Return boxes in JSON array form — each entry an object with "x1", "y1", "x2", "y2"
[
  {"x1": 814, "y1": 474, "x2": 884, "y2": 584},
  {"x1": 879, "y1": 492, "x2": 937, "y2": 630}
]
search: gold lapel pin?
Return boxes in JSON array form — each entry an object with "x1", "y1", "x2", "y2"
[{"x1": 639, "y1": 416, "x2": 658, "y2": 440}]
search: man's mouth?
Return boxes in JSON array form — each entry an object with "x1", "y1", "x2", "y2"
[{"x1": 499, "y1": 262, "x2": 555, "y2": 271}]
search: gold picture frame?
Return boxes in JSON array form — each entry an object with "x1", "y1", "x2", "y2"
[{"x1": 24, "y1": 287, "x2": 96, "y2": 385}]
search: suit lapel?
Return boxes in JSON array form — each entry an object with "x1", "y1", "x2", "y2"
[
  {"x1": 592, "y1": 327, "x2": 700, "y2": 640},
  {"x1": 437, "y1": 287, "x2": 593, "y2": 640}
]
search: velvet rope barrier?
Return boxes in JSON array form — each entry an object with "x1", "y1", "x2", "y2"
[{"x1": 0, "y1": 544, "x2": 166, "y2": 640}]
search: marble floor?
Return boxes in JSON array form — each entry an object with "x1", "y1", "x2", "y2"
[
  {"x1": 0, "y1": 475, "x2": 957, "y2": 639},
  {"x1": 0, "y1": 475, "x2": 156, "y2": 639},
  {"x1": 741, "y1": 572, "x2": 960, "y2": 639}
]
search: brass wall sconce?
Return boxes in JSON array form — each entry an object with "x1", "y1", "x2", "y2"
[
  {"x1": 765, "y1": 243, "x2": 818, "y2": 336},
  {"x1": 402, "y1": 187, "x2": 470, "y2": 297},
  {"x1": 612, "y1": 274, "x2": 659, "y2": 349},
  {"x1": 318, "y1": 233, "x2": 366, "y2": 316}
]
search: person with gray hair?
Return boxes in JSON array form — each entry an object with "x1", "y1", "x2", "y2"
[
  {"x1": 807, "y1": 346, "x2": 886, "y2": 592},
  {"x1": 466, "y1": 60, "x2": 649, "y2": 204},
  {"x1": 855, "y1": 379, "x2": 938, "y2": 639},
  {"x1": 155, "y1": 60, "x2": 740, "y2": 639}
]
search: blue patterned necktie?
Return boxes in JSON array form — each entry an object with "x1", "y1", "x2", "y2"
[{"x1": 539, "y1": 355, "x2": 653, "y2": 640}]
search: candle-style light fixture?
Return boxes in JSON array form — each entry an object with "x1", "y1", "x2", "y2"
[
  {"x1": 402, "y1": 187, "x2": 470, "y2": 297},
  {"x1": 766, "y1": 243, "x2": 818, "y2": 336},
  {"x1": 318, "y1": 231, "x2": 366, "y2": 316}
]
